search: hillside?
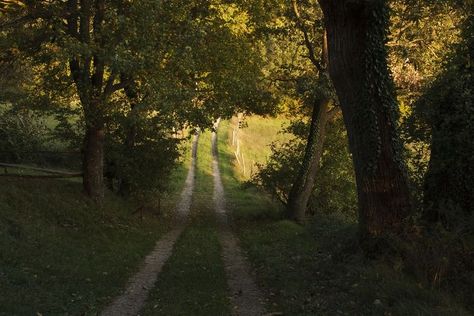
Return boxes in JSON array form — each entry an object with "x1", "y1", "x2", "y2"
[{"x1": 0, "y1": 175, "x2": 183, "y2": 314}]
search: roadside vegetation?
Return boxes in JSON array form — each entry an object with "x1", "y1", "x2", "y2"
[{"x1": 219, "y1": 118, "x2": 471, "y2": 315}]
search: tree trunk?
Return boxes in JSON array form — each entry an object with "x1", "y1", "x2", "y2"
[
  {"x1": 66, "y1": 0, "x2": 119, "y2": 204},
  {"x1": 117, "y1": 110, "x2": 137, "y2": 196},
  {"x1": 83, "y1": 123, "x2": 105, "y2": 204},
  {"x1": 285, "y1": 16, "x2": 333, "y2": 222},
  {"x1": 318, "y1": 0, "x2": 411, "y2": 244},
  {"x1": 118, "y1": 75, "x2": 139, "y2": 196},
  {"x1": 287, "y1": 98, "x2": 331, "y2": 222}
]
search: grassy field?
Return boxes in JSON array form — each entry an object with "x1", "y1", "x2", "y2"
[
  {"x1": 228, "y1": 115, "x2": 292, "y2": 180},
  {"x1": 0, "y1": 154, "x2": 190, "y2": 315},
  {"x1": 218, "y1": 117, "x2": 470, "y2": 315},
  {"x1": 141, "y1": 131, "x2": 231, "y2": 315}
]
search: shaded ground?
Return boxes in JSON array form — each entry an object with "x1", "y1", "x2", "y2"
[
  {"x1": 101, "y1": 135, "x2": 199, "y2": 316},
  {"x1": 0, "y1": 180, "x2": 171, "y2": 315}
]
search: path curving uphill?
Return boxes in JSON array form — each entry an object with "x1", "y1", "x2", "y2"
[
  {"x1": 211, "y1": 120, "x2": 266, "y2": 316},
  {"x1": 101, "y1": 134, "x2": 199, "y2": 316}
]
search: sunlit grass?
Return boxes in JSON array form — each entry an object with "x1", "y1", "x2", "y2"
[{"x1": 227, "y1": 115, "x2": 292, "y2": 180}]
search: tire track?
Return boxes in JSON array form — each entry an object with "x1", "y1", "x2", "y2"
[
  {"x1": 101, "y1": 134, "x2": 199, "y2": 316},
  {"x1": 211, "y1": 120, "x2": 266, "y2": 316}
]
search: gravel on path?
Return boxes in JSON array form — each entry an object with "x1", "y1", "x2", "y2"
[{"x1": 101, "y1": 134, "x2": 199, "y2": 316}]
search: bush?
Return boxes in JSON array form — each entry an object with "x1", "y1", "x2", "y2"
[
  {"x1": 105, "y1": 111, "x2": 182, "y2": 209},
  {"x1": 253, "y1": 116, "x2": 357, "y2": 217},
  {"x1": 0, "y1": 104, "x2": 49, "y2": 162}
]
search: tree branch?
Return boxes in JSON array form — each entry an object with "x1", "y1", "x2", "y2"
[
  {"x1": 103, "y1": 71, "x2": 127, "y2": 97},
  {"x1": 91, "y1": 0, "x2": 105, "y2": 89},
  {"x1": 327, "y1": 105, "x2": 339, "y2": 120},
  {"x1": 292, "y1": 0, "x2": 323, "y2": 72}
]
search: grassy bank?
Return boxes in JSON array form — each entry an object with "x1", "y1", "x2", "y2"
[
  {"x1": 230, "y1": 115, "x2": 291, "y2": 181},
  {"x1": 218, "y1": 117, "x2": 470, "y2": 315},
  {"x1": 0, "y1": 158, "x2": 190, "y2": 315},
  {"x1": 141, "y1": 132, "x2": 231, "y2": 315}
]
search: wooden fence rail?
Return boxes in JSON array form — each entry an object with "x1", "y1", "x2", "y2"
[{"x1": 0, "y1": 163, "x2": 82, "y2": 178}]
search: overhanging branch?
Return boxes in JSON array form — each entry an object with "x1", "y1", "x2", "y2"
[{"x1": 292, "y1": 0, "x2": 323, "y2": 72}]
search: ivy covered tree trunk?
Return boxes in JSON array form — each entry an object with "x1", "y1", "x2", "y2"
[
  {"x1": 287, "y1": 97, "x2": 331, "y2": 222},
  {"x1": 318, "y1": 0, "x2": 411, "y2": 244},
  {"x1": 286, "y1": 4, "x2": 335, "y2": 222},
  {"x1": 83, "y1": 123, "x2": 105, "y2": 203}
]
